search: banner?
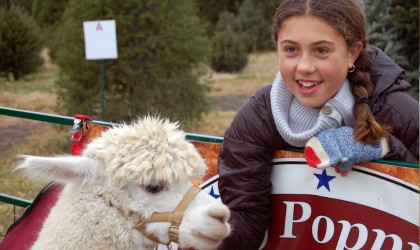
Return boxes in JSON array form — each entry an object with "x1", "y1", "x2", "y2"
[{"x1": 194, "y1": 143, "x2": 419, "y2": 250}]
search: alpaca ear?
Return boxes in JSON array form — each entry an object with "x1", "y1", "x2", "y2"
[{"x1": 15, "y1": 155, "x2": 106, "y2": 185}]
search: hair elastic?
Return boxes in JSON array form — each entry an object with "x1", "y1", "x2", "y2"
[{"x1": 356, "y1": 97, "x2": 370, "y2": 105}]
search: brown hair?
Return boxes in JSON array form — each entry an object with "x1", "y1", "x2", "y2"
[{"x1": 271, "y1": 0, "x2": 390, "y2": 144}]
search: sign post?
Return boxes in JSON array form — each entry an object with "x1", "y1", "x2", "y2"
[
  {"x1": 99, "y1": 60, "x2": 105, "y2": 120},
  {"x1": 83, "y1": 20, "x2": 118, "y2": 121}
]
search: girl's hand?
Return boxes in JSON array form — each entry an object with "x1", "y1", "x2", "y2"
[{"x1": 334, "y1": 166, "x2": 348, "y2": 177}]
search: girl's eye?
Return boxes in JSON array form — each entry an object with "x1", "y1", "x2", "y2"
[
  {"x1": 284, "y1": 47, "x2": 298, "y2": 53},
  {"x1": 314, "y1": 47, "x2": 328, "y2": 54},
  {"x1": 145, "y1": 183, "x2": 164, "y2": 193}
]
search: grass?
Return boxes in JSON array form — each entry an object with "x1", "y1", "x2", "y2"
[
  {"x1": 192, "y1": 49, "x2": 278, "y2": 136},
  {"x1": 0, "y1": 49, "x2": 278, "y2": 238},
  {"x1": 1, "y1": 64, "x2": 58, "y2": 88},
  {"x1": 0, "y1": 127, "x2": 71, "y2": 233},
  {"x1": 206, "y1": 50, "x2": 278, "y2": 98}
]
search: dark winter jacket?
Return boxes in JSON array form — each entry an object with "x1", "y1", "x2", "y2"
[{"x1": 217, "y1": 45, "x2": 419, "y2": 250}]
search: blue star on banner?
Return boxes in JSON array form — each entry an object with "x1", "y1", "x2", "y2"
[
  {"x1": 314, "y1": 169, "x2": 336, "y2": 191},
  {"x1": 208, "y1": 186, "x2": 220, "y2": 199}
]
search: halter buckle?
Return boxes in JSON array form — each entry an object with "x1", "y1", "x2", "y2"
[{"x1": 136, "y1": 185, "x2": 202, "y2": 246}]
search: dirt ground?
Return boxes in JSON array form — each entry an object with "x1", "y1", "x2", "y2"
[
  {"x1": 0, "y1": 111, "x2": 57, "y2": 155},
  {"x1": 209, "y1": 95, "x2": 250, "y2": 111},
  {"x1": 0, "y1": 123, "x2": 41, "y2": 152},
  {"x1": 0, "y1": 47, "x2": 58, "y2": 153}
]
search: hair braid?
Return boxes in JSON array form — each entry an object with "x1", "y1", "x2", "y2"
[{"x1": 348, "y1": 49, "x2": 390, "y2": 144}]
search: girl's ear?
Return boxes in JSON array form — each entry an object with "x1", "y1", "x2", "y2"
[{"x1": 348, "y1": 41, "x2": 363, "y2": 68}]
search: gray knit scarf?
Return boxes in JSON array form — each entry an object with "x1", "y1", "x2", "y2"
[{"x1": 270, "y1": 72, "x2": 355, "y2": 147}]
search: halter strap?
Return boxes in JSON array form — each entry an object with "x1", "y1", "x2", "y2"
[{"x1": 135, "y1": 185, "x2": 202, "y2": 245}]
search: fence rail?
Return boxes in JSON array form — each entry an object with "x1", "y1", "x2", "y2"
[{"x1": 0, "y1": 106, "x2": 223, "y2": 143}]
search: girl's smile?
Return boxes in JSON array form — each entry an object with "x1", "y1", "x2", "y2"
[{"x1": 296, "y1": 80, "x2": 321, "y2": 94}]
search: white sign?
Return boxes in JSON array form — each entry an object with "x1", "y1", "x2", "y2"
[{"x1": 83, "y1": 20, "x2": 118, "y2": 60}]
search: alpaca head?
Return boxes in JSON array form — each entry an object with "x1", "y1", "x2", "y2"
[{"x1": 15, "y1": 116, "x2": 231, "y2": 250}]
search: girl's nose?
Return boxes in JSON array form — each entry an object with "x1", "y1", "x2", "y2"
[{"x1": 296, "y1": 54, "x2": 316, "y2": 73}]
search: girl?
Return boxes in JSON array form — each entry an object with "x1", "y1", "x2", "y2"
[{"x1": 217, "y1": 0, "x2": 419, "y2": 249}]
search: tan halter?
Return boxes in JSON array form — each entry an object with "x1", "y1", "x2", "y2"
[{"x1": 135, "y1": 185, "x2": 202, "y2": 248}]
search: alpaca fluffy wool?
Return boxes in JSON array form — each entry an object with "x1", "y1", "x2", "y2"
[
  {"x1": 31, "y1": 184, "x2": 143, "y2": 250},
  {"x1": 83, "y1": 116, "x2": 207, "y2": 185}
]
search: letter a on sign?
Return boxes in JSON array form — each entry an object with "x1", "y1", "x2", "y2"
[
  {"x1": 96, "y1": 22, "x2": 103, "y2": 31},
  {"x1": 83, "y1": 20, "x2": 118, "y2": 60}
]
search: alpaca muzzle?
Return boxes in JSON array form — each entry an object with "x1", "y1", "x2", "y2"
[{"x1": 135, "y1": 185, "x2": 202, "y2": 249}]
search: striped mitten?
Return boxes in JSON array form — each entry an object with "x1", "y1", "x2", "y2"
[{"x1": 304, "y1": 126, "x2": 389, "y2": 170}]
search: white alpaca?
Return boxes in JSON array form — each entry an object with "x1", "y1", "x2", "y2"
[{"x1": 15, "y1": 116, "x2": 231, "y2": 250}]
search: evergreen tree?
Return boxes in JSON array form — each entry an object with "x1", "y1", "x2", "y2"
[
  {"x1": 363, "y1": 0, "x2": 405, "y2": 62},
  {"x1": 238, "y1": 0, "x2": 271, "y2": 52},
  {"x1": 32, "y1": 0, "x2": 68, "y2": 27},
  {"x1": 0, "y1": 0, "x2": 33, "y2": 13},
  {"x1": 210, "y1": 12, "x2": 248, "y2": 72},
  {"x1": 193, "y1": 0, "x2": 243, "y2": 36},
  {"x1": 193, "y1": 0, "x2": 276, "y2": 50},
  {"x1": 0, "y1": 5, "x2": 43, "y2": 80},
  {"x1": 362, "y1": 0, "x2": 419, "y2": 98},
  {"x1": 254, "y1": 0, "x2": 279, "y2": 27},
  {"x1": 55, "y1": 0, "x2": 211, "y2": 125},
  {"x1": 389, "y1": 0, "x2": 419, "y2": 66},
  {"x1": 32, "y1": 0, "x2": 69, "y2": 61},
  {"x1": 390, "y1": 0, "x2": 419, "y2": 98}
]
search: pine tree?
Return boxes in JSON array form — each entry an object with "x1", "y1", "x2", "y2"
[
  {"x1": 362, "y1": 0, "x2": 419, "y2": 98},
  {"x1": 210, "y1": 12, "x2": 248, "y2": 72},
  {"x1": 0, "y1": 0, "x2": 32, "y2": 13},
  {"x1": 32, "y1": 0, "x2": 68, "y2": 27},
  {"x1": 55, "y1": 0, "x2": 211, "y2": 125},
  {"x1": 390, "y1": 0, "x2": 419, "y2": 98},
  {"x1": 238, "y1": 0, "x2": 270, "y2": 52},
  {"x1": 193, "y1": 0, "x2": 276, "y2": 50},
  {"x1": 0, "y1": 5, "x2": 43, "y2": 80},
  {"x1": 31, "y1": 0, "x2": 69, "y2": 61},
  {"x1": 193, "y1": 0, "x2": 243, "y2": 36}
]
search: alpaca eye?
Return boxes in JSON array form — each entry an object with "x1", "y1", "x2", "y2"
[{"x1": 145, "y1": 183, "x2": 163, "y2": 193}]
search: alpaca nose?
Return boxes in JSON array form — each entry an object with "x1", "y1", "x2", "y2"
[{"x1": 208, "y1": 203, "x2": 230, "y2": 223}]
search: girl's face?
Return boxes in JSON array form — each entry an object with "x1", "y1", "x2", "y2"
[{"x1": 277, "y1": 15, "x2": 362, "y2": 108}]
